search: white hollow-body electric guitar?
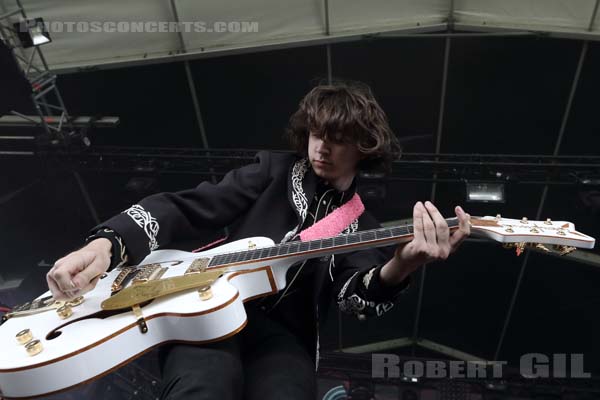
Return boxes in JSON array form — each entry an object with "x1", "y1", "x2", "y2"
[{"x1": 0, "y1": 216, "x2": 595, "y2": 398}]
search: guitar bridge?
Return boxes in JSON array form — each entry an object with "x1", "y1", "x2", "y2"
[{"x1": 111, "y1": 266, "x2": 135, "y2": 293}]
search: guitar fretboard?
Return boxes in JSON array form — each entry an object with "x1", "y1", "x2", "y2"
[{"x1": 208, "y1": 218, "x2": 460, "y2": 267}]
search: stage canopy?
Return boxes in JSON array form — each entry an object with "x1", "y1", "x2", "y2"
[{"x1": 6, "y1": 0, "x2": 600, "y2": 72}]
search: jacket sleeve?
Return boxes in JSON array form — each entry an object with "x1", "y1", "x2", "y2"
[
  {"x1": 331, "y1": 222, "x2": 411, "y2": 320},
  {"x1": 92, "y1": 151, "x2": 273, "y2": 264}
]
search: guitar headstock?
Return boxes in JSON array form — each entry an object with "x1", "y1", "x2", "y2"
[{"x1": 470, "y1": 215, "x2": 595, "y2": 255}]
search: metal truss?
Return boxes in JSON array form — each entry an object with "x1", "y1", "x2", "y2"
[
  {"x1": 0, "y1": 0, "x2": 75, "y2": 145},
  {"x1": 23, "y1": 147, "x2": 600, "y2": 186}
]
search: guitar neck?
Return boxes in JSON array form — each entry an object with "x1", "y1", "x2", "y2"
[{"x1": 207, "y1": 218, "x2": 461, "y2": 268}]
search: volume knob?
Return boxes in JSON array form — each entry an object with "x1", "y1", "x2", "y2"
[
  {"x1": 25, "y1": 339, "x2": 43, "y2": 356},
  {"x1": 57, "y1": 304, "x2": 73, "y2": 319},
  {"x1": 15, "y1": 329, "x2": 33, "y2": 345}
]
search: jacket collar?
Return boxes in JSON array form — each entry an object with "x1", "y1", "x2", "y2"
[{"x1": 286, "y1": 157, "x2": 358, "y2": 232}]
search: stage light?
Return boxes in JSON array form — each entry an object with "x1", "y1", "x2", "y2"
[
  {"x1": 465, "y1": 182, "x2": 505, "y2": 203},
  {"x1": 13, "y1": 18, "x2": 51, "y2": 48}
]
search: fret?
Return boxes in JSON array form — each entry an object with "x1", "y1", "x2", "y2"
[
  {"x1": 215, "y1": 254, "x2": 226, "y2": 266},
  {"x1": 288, "y1": 242, "x2": 300, "y2": 255},
  {"x1": 231, "y1": 252, "x2": 242, "y2": 263},
  {"x1": 366, "y1": 231, "x2": 377, "y2": 241},
  {"x1": 299, "y1": 242, "x2": 310, "y2": 252},
  {"x1": 347, "y1": 234, "x2": 360, "y2": 244},
  {"x1": 322, "y1": 237, "x2": 334, "y2": 249},
  {"x1": 390, "y1": 227, "x2": 405, "y2": 237},
  {"x1": 277, "y1": 245, "x2": 285, "y2": 256},
  {"x1": 267, "y1": 247, "x2": 276, "y2": 258},
  {"x1": 224, "y1": 253, "x2": 234, "y2": 264},
  {"x1": 377, "y1": 229, "x2": 392, "y2": 239},
  {"x1": 283, "y1": 244, "x2": 292, "y2": 255},
  {"x1": 285, "y1": 243, "x2": 294, "y2": 255},
  {"x1": 258, "y1": 248, "x2": 266, "y2": 259}
]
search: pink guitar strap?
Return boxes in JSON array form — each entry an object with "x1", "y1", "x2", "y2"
[
  {"x1": 193, "y1": 192, "x2": 365, "y2": 252},
  {"x1": 299, "y1": 192, "x2": 365, "y2": 241}
]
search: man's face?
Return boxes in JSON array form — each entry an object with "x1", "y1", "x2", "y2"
[{"x1": 308, "y1": 131, "x2": 364, "y2": 190}]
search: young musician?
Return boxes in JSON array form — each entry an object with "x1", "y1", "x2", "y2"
[{"x1": 47, "y1": 81, "x2": 470, "y2": 399}]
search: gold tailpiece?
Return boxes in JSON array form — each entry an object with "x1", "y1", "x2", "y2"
[{"x1": 101, "y1": 269, "x2": 226, "y2": 310}]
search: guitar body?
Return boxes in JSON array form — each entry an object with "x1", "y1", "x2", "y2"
[{"x1": 0, "y1": 237, "x2": 292, "y2": 399}]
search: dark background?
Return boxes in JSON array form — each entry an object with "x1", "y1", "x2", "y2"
[{"x1": 1, "y1": 35, "x2": 600, "y2": 380}]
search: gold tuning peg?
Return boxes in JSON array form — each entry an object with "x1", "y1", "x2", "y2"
[
  {"x1": 544, "y1": 218, "x2": 552, "y2": 225},
  {"x1": 553, "y1": 245, "x2": 576, "y2": 256},
  {"x1": 521, "y1": 217, "x2": 528, "y2": 224},
  {"x1": 533, "y1": 243, "x2": 550, "y2": 252}
]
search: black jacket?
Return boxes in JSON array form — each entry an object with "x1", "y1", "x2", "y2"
[{"x1": 96, "y1": 151, "x2": 409, "y2": 357}]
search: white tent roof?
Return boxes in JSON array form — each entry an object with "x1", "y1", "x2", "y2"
[{"x1": 4, "y1": 0, "x2": 600, "y2": 72}]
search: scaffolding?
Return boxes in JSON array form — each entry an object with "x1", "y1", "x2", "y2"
[
  {"x1": 0, "y1": 0, "x2": 76, "y2": 145},
  {"x1": 0, "y1": 0, "x2": 118, "y2": 150}
]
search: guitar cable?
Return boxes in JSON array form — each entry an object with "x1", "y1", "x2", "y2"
[
  {"x1": 265, "y1": 187, "x2": 338, "y2": 312},
  {"x1": 264, "y1": 259, "x2": 308, "y2": 313}
]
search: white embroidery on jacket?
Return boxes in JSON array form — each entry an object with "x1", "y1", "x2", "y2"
[
  {"x1": 337, "y1": 271, "x2": 360, "y2": 299},
  {"x1": 337, "y1": 269, "x2": 396, "y2": 318},
  {"x1": 123, "y1": 204, "x2": 159, "y2": 251},
  {"x1": 281, "y1": 158, "x2": 309, "y2": 243},
  {"x1": 114, "y1": 234, "x2": 129, "y2": 268},
  {"x1": 362, "y1": 267, "x2": 376, "y2": 289},
  {"x1": 341, "y1": 219, "x2": 359, "y2": 235}
]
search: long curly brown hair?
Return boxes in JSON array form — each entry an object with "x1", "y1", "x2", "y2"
[{"x1": 286, "y1": 80, "x2": 401, "y2": 173}]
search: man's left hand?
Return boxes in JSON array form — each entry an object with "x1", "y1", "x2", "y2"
[{"x1": 380, "y1": 201, "x2": 470, "y2": 286}]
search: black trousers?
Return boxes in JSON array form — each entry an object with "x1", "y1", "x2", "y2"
[{"x1": 159, "y1": 305, "x2": 317, "y2": 400}]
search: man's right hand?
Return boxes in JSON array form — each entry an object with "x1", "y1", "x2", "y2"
[{"x1": 46, "y1": 238, "x2": 112, "y2": 301}]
